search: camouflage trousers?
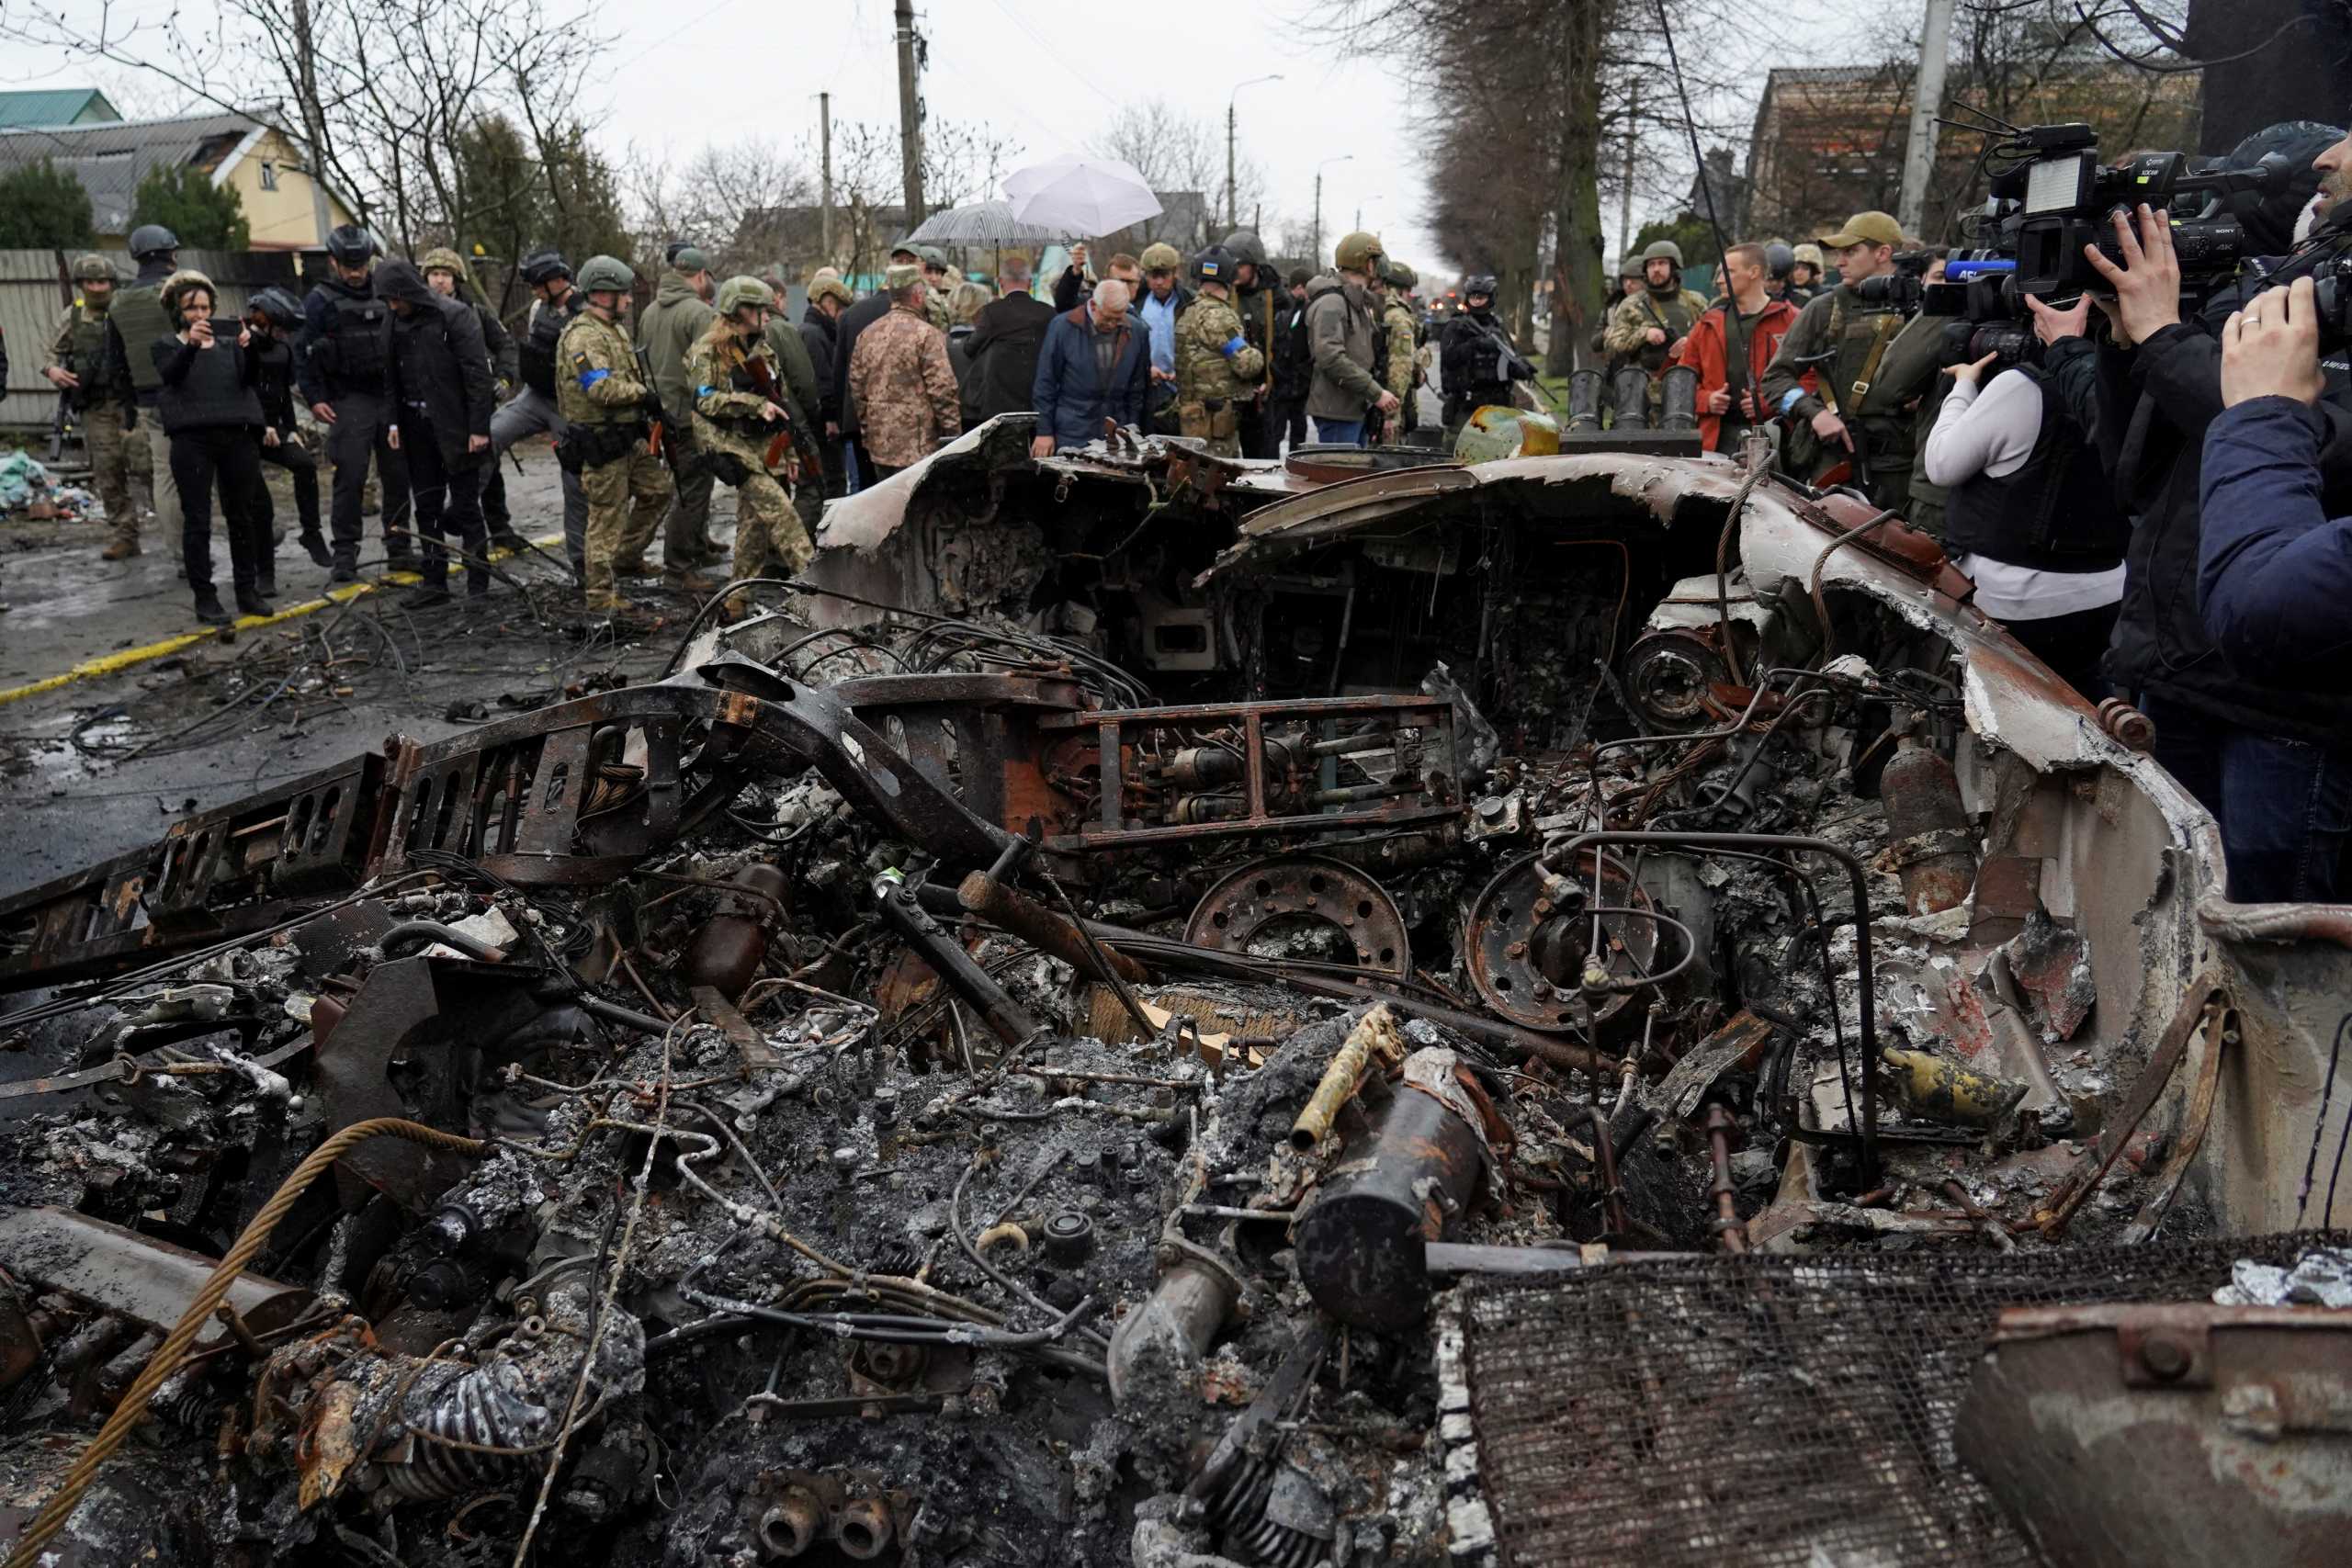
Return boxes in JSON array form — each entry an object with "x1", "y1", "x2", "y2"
[
  {"x1": 82, "y1": 403, "x2": 139, "y2": 544},
  {"x1": 729, "y1": 470, "x2": 813, "y2": 583},
  {"x1": 578, "y1": 443, "x2": 672, "y2": 608}
]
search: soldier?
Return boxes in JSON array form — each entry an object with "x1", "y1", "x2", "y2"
[
  {"x1": 759, "y1": 273, "x2": 829, "y2": 552},
  {"x1": 1439, "y1": 276, "x2": 1524, "y2": 436},
  {"x1": 100, "y1": 225, "x2": 187, "y2": 566},
  {"x1": 688, "y1": 276, "x2": 815, "y2": 599},
  {"x1": 919, "y1": 246, "x2": 956, "y2": 332},
  {"x1": 1787, "y1": 243, "x2": 1826, "y2": 305},
  {"x1": 299, "y1": 224, "x2": 413, "y2": 574},
  {"x1": 492, "y1": 251, "x2": 590, "y2": 575},
  {"x1": 555, "y1": 255, "x2": 673, "y2": 614},
  {"x1": 419, "y1": 247, "x2": 520, "y2": 555},
  {"x1": 1603, "y1": 240, "x2": 1710, "y2": 423},
  {"x1": 1380, "y1": 260, "x2": 1421, "y2": 438},
  {"x1": 1760, "y1": 212, "x2": 1924, "y2": 513},
  {"x1": 1172, "y1": 245, "x2": 1267, "y2": 458},
  {"x1": 1220, "y1": 229, "x2": 1283, "y2": 457},
  {"x1": 41, "y1": 254, "x2": 141, "y2": 558},
  {"x1": 845, "y1": 264, "x2": 960, "y2": 479},
  {"x1": 633, "y1": 244, "x2": 722, "y2": 581}
]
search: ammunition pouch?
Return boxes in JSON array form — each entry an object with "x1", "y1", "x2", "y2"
[
  {"x1": 1179, "y1": 398, "x2": 1238, "y2": 441},
  {"x1": 705, "y1": 448, "x2": 752, "y2": 487},
  {"x1": 560, "y1": 420, "x2": 645, "y2": 472}
]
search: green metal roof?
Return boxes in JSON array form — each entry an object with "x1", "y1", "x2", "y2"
[{"x1": 0, "y1": 89, "x2": 121, "y2": 128}]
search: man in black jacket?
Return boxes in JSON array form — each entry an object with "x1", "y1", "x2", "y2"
[
  {"x1": 243, "y1": 287, "x2": 331, "y2": 588},
  {"x1": 1268, "y1": 268, "x2": 1315, "y2": 450},
  {"x1": 492, "y1": 251, "x2": 589, "y2": 577},
  {"x1": 421, "y1": 247, "x2": 521, "y2": 549},
  {"x1": 2085, "y1": 130, "x2": 2352, "y2": 903},
  {"x1": 377, "y1": 259, "x2": 496, "y2": 604},
  {"x1": 965, "y1": 254, "x2": 1057, "y2": 424},
  {"x1": 299, "y1": 224, "x2": 413, "y2": 575},
  {"x1": 799, "y1": 274, "x2": 852, "y2": 495}
]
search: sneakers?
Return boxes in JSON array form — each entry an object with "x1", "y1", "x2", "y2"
[
  {"x1": 100, "y1": 539, "x2": 141, "y2": 561},
  {"x1": 193, "y1": 592, "x2": 230, "y2": 626},
  {"x1": 300, "y1": 532, "x2": 333, "y2": 568}
]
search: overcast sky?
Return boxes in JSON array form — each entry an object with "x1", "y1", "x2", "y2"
[{"x1": 8, "y1": 0, "x2": 1869, "y2": 269}]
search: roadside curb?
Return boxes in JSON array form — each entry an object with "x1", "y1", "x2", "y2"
[{"x1": 0, "y1": 534, "x2": 565, "y2": 709}]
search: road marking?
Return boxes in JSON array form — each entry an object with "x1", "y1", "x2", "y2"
[{"x1": 0, "y1": 534, "x2": 566, "y2": 709}]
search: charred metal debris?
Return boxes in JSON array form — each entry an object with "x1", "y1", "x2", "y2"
[{"x1": 0, "y1": 429, "x2": 2346, "y2": 1567}]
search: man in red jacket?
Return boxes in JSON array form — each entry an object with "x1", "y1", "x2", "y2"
[{"x1": 1675, "y1": 243, "x2": 1808, "y2": 455}]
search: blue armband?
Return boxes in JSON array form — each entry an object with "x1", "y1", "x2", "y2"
[
  {"x1": 1221, "y1": 335, "x2": 1248, "y2": 358},
  {"x1": 695, "y1": 384, "x2": 715, "y2": 399},
  {"x1": 1778, "y1": 387, "x2": 1804, "y2": 415},
  {"x1": 578, "y1": 367, "x2": 610, "y2": 389}
]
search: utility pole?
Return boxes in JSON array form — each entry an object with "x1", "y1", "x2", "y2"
[
  {"x1": 1897, "y1": 0, "x2": 1955, "y2": 239},
  {"x1": 820, "y1": 91, "x2": 834, "y2": 265},
  {"x1": 895, "y1": 0, "x2": 926, "y2": 226},
  {"x1": 1313, "y1": 153, "x2": 1352, "y2": 269},
  {"x1": 1226, "y1": 75, "x2": 1282, "y2": 231},
  {"x1": 1617, "y1": 79, "x2": 1638, "y2": 265}
]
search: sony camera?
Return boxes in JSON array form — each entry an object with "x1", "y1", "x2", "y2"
[
  {"x1": 1994, "y1": 122, "x2": 2292, "y2": 297},
  {"x1": 1851, "y1": 250, "x2": 1936, "y2": 313}
]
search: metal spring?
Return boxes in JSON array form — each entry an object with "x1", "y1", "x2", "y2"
[{"x1": 379, "y1": 1357, "x2": 550, "y2": 1501}]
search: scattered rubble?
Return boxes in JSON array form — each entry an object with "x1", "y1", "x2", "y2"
[{"x1": 0, "y1": 428, "x2": 2345, "y2": 1566}]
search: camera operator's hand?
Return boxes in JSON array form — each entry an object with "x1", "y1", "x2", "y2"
[
  {"x1": 2026, "y1": 294, "x2": 2090, "y2": 345},
  {"x1": 2082, "y1": 204, "x2": 2181, "y2": 344},
  {"x1": 1943, "y1": 352, "x2": 2001, "y2": 388},
  {"x1": 1810, "y1": 408, "x2": 1852, "y2": 451},
  {"x1": 2222, "y1": 278, "x2": 2325, "y2": 408}
]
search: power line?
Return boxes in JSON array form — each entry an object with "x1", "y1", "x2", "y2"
[{"x1": 972, "y1": 0, "x2": 1119, "y2": 108}]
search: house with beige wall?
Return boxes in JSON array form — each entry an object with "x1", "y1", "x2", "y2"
[{"x1": 0, "y1": 106, "x2": 356, "y2": 252}]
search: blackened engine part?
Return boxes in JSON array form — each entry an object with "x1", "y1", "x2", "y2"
[
  {"x1": 1621, "y1": 628, "x2": 1733, "y2": 731},
  {"x1": 0, "y1": 1207, "x2": 313, "y2": 1352},
  {"x1": 1880, "y1": 736, "x2": 1978, "y2": 915},
  {"x1": 1466, "y1": 852, "x2": 1658, "y2": 1033},
  {"x1": 869, "y1": 874, "x2": 1046, "y2": 1045},
  {"x1": 957, "y1": 870, "x2": 1148, "y2": 984},
  {"x1": 1295, "y1": 1081, "x2": 1486, "y2": 1331},
  {"x1": 683, "y1": 863, "x2": 790, "y2": 999},
  {"x1": 1182, "y1": 854, "x2": 1410, "y2": 977},
  {"x1": 1565, "y1": 368, "x2": 1603, "y2": 431},
  {"x1": 836, "y1": 1495, "x2": 895, "y2": 1560},
  {"x1": 1188, "y1": 1322, "x2": 1334, "y2": 1566},
  {"x1": 1611, "y1": 367, "x2": 1651, "y2": 428},
  {"x1": 1659, "y1": 365, "x2": 1700, "y2": 432},
  {"x1": 1105, "y1": 1260, "x2": 1239, "y2": 1406},
  {"x1": 759, "y1": 1485, "x2": 823, "y2": 1557}
]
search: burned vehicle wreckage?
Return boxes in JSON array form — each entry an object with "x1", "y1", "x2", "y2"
[{"x1": 0, "y1": 415, "x2": 2347, "y2": 1568}]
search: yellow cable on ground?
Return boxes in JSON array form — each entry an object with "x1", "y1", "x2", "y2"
[{"x1": 4, "y1": 1117, "x2": 487, "y2": 1568}]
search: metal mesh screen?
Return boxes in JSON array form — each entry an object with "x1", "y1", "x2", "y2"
[{"x1": 1458, "y1": 1232, "x2": 2350, "y2": 1568}]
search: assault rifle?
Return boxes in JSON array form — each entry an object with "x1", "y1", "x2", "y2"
[{"x1": 736, "y1": 347, "x2": 806, "y2": 479}]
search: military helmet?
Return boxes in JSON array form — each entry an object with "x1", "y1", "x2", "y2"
[
  {"x1": 1615, "y1": 254, "x2": 1641, "y2": 278},
  {"x1": 161, "y1": 268, "x2": 217, "y2": 318},
  {"x1": 71, "y1": 254, "x2": 114, "y2": 284},
  {"x1": 325, "y1": 224, "x2": 380, "y2": 266},
  {"x1": 1138, "y1": 242, "x2": 1183, "y2": 272},
  {"x1": 1333, "y1": 231, "x2": 1383, "y2": 273},
  {"x1": 916, "y1": 244, "x2": 949, "y2": 269},
  {"x1": 1792, "y1": 243, "x2": 1825, "y2": 269},
  {"x1": 519, "y1": 249, "x2": 572, "y2": 286},
  {"x1": 808, "y1": 276, "x2": 854, "y2": 309},
  {"x1": 128, "y1": 224, "x2": 179, "y2": 260},
  {"x1": 1464, "y1": 273, "x2": 1498, "y2": 299},
  {"x1": 1384, "y1": 260, "x2": 1418, "y2": 290},
  {"x1": 252, "y1": 286, "x2": 305, "y2": 328},
  {"x1": 1640, "y1": 239, "x2": 1684, "y2": 268},
  {"x1": 576, "y1": 254, "x2": 636, "y2": 296},
  {"x1": 716, "y1": 275, "x2": 774, "y2": 316},
  {"x1": 1219, "y1": 228, "x2": 1266, "y2": 268},
  {"x1": 1191, "y1": 244, "x2": 1238, "y2": 286},
  {"x1": 419, "y1": 246, "x2": 468, "y2": 277},
  {"x1": 1764, "y1": 241, "x2": 1795, "y2": 278}
]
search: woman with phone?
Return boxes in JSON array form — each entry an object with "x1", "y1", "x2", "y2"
[{"x1": 152, "y1": 273, "x2": 271, "y2": 625}]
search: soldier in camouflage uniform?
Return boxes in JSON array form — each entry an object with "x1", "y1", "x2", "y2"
[
  {"x1": 846, "y1": 264, "x2": 961, "y2": 478},
  {"x1": 1603, "y1": 240, "x2": 1710, "y2": 421},
  {"x1": 41, "y1": 254, "x2": 142, "y2": 555},
  {"x1": 688, "y1": 276, "x2": 813, "y2": 592},
  {"x1": 1380, "y1": 259, "x2": 1421, "y2": 438},
  {"x1": 1173, "y1": 245, "x2": 1267, "y2": 458},
  {"x1": 555, "y1": 255, "x2": 673, "y2": 613},
  {"x1": 919, "y1": 246, "x2": 956, "y2": 333}
]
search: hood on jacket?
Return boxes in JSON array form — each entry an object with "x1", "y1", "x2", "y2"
[
  {"x1": 372, "y1": 258, "x2": 437, "y2": 310},
  {"x1": 654, "y1": 269, "x2": 706, "y2": 309}
]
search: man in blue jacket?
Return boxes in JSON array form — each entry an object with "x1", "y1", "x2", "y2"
[{"x1": 1030, "y1": 278, "x2": 1152, "y2": 457}]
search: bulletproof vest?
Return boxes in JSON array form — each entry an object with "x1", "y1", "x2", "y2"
[
  {"x1": 1943, "y1": 367, "x2": 2131, "y2": 573},
  {"x1": 1825, "y1": 292, "x2": 1909, "y2": 424},
  {"x1": 111, "y1": 284, "x2": 173, "y2": 394},
  {"x1": 1634, "y1": 287, "x2": 1700, "y2": 372},
  {"x1": 1460, "y1": 313, "x2": 1509, "y2": 385},
  {"x1": 323, "y1": 287, "x2": 391, "y2": 389},
  {"x1": 65, "y1": 307, "x2": 124, "y2": 400},
  {"x1": 519, "y1": 293, "x2": 577, "y2": 398}
]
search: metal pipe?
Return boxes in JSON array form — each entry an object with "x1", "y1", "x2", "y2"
[
  {"x1": 379, "y1": 919, "x2": 506, "y2": 964},
  {"x1": 758, "y1": 1487, "x2": 822, "y2": 1558},
  {"x1": 1704, "y1": 1102, "x2": 1747, "y2": 1253},
  {"x1": 870, "y1": 874, "x2": 1046, "y2": 1046},
  {"x1": 1291, "y1": 1004, "x2": 1402, "y2": 1151},
  {"x1": 1105, "y1": 1260, "x2": 1238, "y2": 1406},
  {"x1": 1589, "y1": 1105, "x2": 1629, "y2": 1236},
  {"x1": 957, "y1": 871, "x2": 1147, "y2": 983},
  {"x1": 1555, "y1": 830, "x2": 1881, "y2": 1188}
]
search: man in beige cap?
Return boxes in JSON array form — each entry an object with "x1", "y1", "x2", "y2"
[
  {"x1": 1760, "y1": 209, "x2": 1929, "y2": 511},
  {"x1": 846, "y1": 263, "x2": 960, "y2": 479}
]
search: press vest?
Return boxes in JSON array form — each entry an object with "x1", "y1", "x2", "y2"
[
  {"x1": 1943, "y1": 367, "x2": 2130, "y2": 573},
  {"x1": 321, "y1": 286, "x2": 390, "y2": 390},
  {"x1": 111, "y1": 286, "x2": 173, "y2": 394}
]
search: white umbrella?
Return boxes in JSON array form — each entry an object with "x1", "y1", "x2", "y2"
[{"x1": 1004, "y1": 155, "x2": 1162, "y2": 237}]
